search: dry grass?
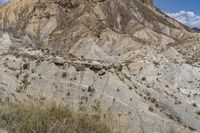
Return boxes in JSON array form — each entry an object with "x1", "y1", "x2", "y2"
[
  {"x1": 0, "y1": 47, "x2": 20, "y2": 57},
  {"x1": 0, "y1": 103, "x2": 112, "y2": 133}
]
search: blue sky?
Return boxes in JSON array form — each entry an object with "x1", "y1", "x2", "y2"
[
  {"x1": 0, "y1": 0, "x2": 8, "y2": 3},
  {"x1": 154, "y1": 0, "x2": 200, "y2": 28},
  {"x1": 154, "y1": 0, "x2": 200, "y2": 15}
]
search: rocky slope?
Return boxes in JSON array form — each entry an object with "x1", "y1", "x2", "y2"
[
  {"x1": 0, "y1": 0, "x2": 200, "y2": 133},
  {"x1": 142, "y1": 0, "x2": 153, "y2": 5}
]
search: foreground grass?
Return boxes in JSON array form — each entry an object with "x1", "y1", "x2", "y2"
[{"x1": 0, "y1": 104, "x2": 111, "y2": 133}]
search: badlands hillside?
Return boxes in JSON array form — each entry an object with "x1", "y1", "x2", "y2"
[{"x1": 0, "y1": 0, "x2": 200, "y2": 132}]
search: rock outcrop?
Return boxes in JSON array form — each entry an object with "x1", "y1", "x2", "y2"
[
  {"x1": 142, "y1": 0, "x2": 153, "y2": 5},
  {"x1": 0, "y1": 0, "x2": 200, "y2": 133}
]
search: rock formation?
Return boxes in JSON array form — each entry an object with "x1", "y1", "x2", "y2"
[
  {"x1": 142, "y1": 0, "x2": 153, "y2": 5},
  {"x1": 0, "y1": 0, "x2": 200, "y2": 132}
]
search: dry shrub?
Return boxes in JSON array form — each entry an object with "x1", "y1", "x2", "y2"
[{"x1": 0, "y1": 103, "x2": 111, "y2": 133}]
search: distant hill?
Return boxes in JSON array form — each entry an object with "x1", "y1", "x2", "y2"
[{"x1": 193, "y1": 27, "x2": 200, "y2": 32}]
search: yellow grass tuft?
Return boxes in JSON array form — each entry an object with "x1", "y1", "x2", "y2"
[{"x1": 0, "y1": 103, "x2": 112, "y2": 133}]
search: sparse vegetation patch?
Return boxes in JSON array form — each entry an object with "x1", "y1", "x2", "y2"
[{"x1": 0, "y1": 103, "x2": 112, "y2": 133}]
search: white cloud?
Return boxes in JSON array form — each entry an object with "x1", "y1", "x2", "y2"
[{"x1": 167, "y1": 10, "x2": 200, "y2": 28}]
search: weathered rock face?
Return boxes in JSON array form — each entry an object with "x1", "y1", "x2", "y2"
[
  {"x1": 141, "y1": 0, "x2": 153, "y2": 5},
  {"x1": 0, "y1": 0, "x2": 200, "y2": 133},
  {"x1": 0, "y1": 0, "x2": 196, "y2": 54}
]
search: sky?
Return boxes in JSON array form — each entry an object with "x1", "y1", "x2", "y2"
[
  {"x1": 154, "y1": 0, "x2": 200, "y2": 28},
  {"x1": 0, "y1": 0, "x2": 8, "y2": 3}
]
